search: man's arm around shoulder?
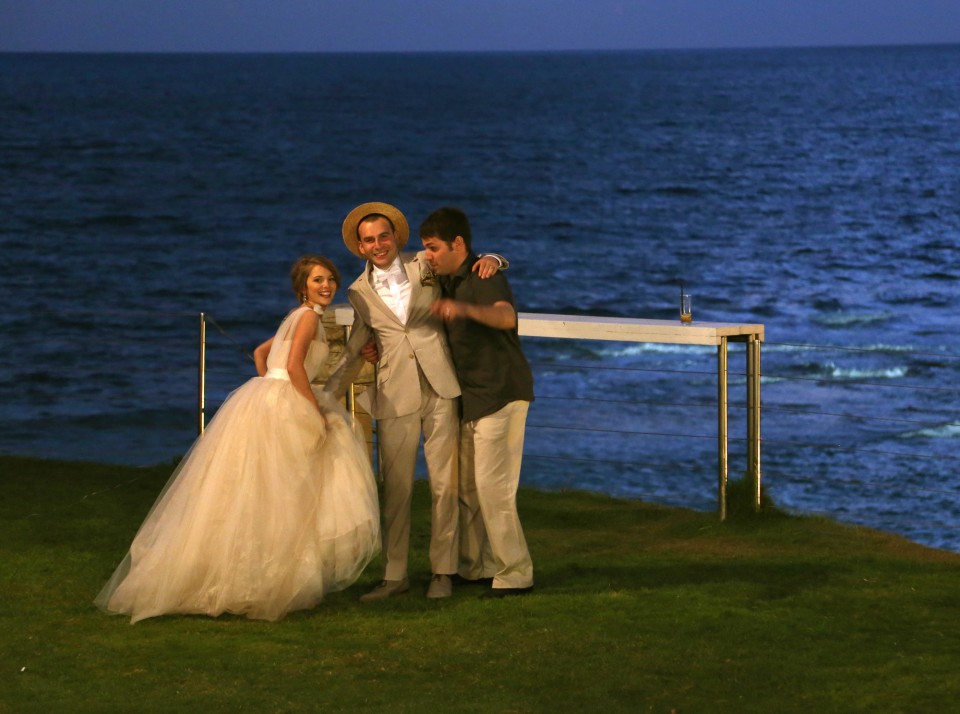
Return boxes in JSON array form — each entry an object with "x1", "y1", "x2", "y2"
[{"x1": 324, "y1": 314, "x2": 374, "y2": 398}]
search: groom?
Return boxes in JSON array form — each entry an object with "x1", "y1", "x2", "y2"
[{"x1": 325, "y1": 202, "x2": 502, "y2": 601}]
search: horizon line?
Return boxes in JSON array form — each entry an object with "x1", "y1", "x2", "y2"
[{"x1": 2, "y1": 40, "x2": 960, "y2": 56}]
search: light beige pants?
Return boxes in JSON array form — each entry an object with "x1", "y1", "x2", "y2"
[
  {"x1": 458, "y1": 400, "x2": 534, "y2": 589},
  {"x1": 377, "y1": 370, "x2": 459, "y2": 581}
]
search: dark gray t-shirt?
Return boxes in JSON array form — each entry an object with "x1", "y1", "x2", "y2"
[{"x1": 440, "y1": 253, "x2": 534, "y2": 422}]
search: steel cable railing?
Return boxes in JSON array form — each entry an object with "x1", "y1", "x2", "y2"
[
  {"x1": 7, "y1": 307, "x2": 957, "y2": 549},
  {"x1": 194, "y1": 323, "x2": 960, "y2": 487},
  {"x1": 524, "y1": 336, "x2": 958, "y2": 546}
]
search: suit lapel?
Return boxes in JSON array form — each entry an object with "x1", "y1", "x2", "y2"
[{"x1": 403, "y1": 254, "x2": 424, "y2": 310}]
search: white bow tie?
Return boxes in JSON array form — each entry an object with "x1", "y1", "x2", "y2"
[
  {"x1": 375, "y1": 264, "x2": 404, "y2": 285},
  {"x1": 373, "y1": 264, "x2": 409, "y2": 323}
]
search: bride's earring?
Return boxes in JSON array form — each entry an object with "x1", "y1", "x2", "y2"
[{"x1": 300, "y1": 293, "x2": 307, "y2": 303}]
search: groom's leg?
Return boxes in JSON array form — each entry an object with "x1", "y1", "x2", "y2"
[{"x1": 377, "y1": 413, "x2": 420, "y2": 581}]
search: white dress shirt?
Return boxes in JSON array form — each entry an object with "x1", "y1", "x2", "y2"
[{"x1": 371, "y1": 257, "x2": 411, "y2": 324}]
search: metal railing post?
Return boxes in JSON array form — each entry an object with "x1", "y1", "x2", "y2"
[
  {"x1": 342, "y1": 322, "x2": 355, "y2": 419},
  {"x1": 198, "y1": 312, "x2": 207, "y2": 435},
  {"x1": 334, "y1": 307, "x2": 357, "y2": 422}
]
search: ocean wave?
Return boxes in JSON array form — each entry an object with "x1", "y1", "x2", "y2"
[
  {"x1": 812, "y1": 312, "x2": 893, "y2": 328},
  {"x1": 764, "y1": 342, "x2": 917, "y2": 354},
  {"x1": 79, "y1": 214, "x2": 144, "y2": 228},
  {"x1": 898, "y1": 423, "x2": 960, "y2": 440},
  {"x1": 920, "y1": 271, "x2": 959, "y2": 282},
  {"x1": 595, "y1": 343, "x2": 715, "y2": 358},
  {"x1": 787, "y1": 361, "x2": 910, "y2": 380},
  {"x1": 898, "y1": 211, "x2": 940, "y2": 225},
  {"x1": 820, "y1": 363, "x2": 909, "y2": 380},
  {"x1": 652, "y1": 185, "x2": 702, "y2": 196},
  {"x1": 538, "y1": 339, "x2": 923, "y2": 369},
  {"x1": 13, "y1": 406, "x2": 192, "y2": 430}
]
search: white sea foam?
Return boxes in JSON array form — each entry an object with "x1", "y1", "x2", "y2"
[
  {"x1": 765, "y1": 342, "x2": 917, "y2": 354},
  {"x1": 822, "y1": 362, "x2": 909, "y2": 380},
  {"x1": 898, "y1": 423, "x2": 960, "y2": 440},
  {"x1": 813, "y1": 312, "x2": 893, "y2": 328},
  {"x1": 596, "y1": 343, "x2": 715, "y2": 358}
]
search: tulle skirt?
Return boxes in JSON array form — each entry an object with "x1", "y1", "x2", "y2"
[{"x1": 95, "y1": 377, "x2": 380, "y2": 623}]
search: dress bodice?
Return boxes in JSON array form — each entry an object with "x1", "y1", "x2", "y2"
[{"x1": 265, "y1": 306, "x2": 328, "y2": 381}]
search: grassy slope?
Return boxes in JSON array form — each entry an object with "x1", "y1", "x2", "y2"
[{"x1": 1, "y1": 455, "x2": 958, "y2": 713}]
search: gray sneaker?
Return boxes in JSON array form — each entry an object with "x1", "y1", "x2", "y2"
[
  {"x1": 359, "y1": 578, "x2": 410, "y2": 603},
  {"x1": 426, "y1": 574, "x2": 453, "y2": 599}
]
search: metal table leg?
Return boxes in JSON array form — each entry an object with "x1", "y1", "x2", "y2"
[
  {"x1": 717, "y1": 336, "x2": 729, "y2": 520},
  {"x1": 747, "y1": 335, "x2": 762, "y2": 511}
]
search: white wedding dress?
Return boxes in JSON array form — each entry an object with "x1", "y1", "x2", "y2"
[{"x1": 95, "y1": 305, "x2": 380, "y2": 623}]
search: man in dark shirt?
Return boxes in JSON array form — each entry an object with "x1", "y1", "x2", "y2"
[{"x1": 419, "y1": 207, "x2": 534, "y2": 597}]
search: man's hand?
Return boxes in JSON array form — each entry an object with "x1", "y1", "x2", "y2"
[
  {"x1": 430, "y1": 298, "x2": 465, "y2": 323},
  {"x1": 432, "y1": 298, "x2": 516, "y2": 329},
  {"x1": 360, "y1": 338, "x2": 379, "y2": 364},
  {"x1": 471, "y1": 255, "x2": 501, "y2": 279}
]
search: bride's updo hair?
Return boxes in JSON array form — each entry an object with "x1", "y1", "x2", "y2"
[{"x1": 290, "y1": 255, "x2": 341, "y2": 300}]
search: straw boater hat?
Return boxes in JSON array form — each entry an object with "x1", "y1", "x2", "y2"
[{"x1": 341, "y1": 202, "x2": 410, "y2": 258}]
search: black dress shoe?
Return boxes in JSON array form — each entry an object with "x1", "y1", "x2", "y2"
[{"x1": 480, "y1": 586, "x2": 534, "y2": 599}]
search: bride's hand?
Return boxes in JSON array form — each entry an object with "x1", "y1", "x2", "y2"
[{"x1": 360, "y1": 338, "x2": 379, "y2": 364}]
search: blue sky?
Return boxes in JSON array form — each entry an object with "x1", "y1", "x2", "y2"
[{"x1": 2, "y1": 0, "x2": 958, "y2": 52}]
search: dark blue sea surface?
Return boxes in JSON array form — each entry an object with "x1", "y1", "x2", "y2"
[{"x1": 2, "y1": 47, "x2": 958, "y2": 550}]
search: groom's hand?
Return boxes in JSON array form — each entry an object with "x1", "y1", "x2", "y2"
[{"x1": 472, "y1": 255, "x2": 501, "y2": 279}]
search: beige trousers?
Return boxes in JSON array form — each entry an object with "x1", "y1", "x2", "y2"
[
  {"x1": 376, "y1": 369, "x2": 459, "y2": 581},
  {"x1": 458, "y1": 400, "x2": 534, "y2": 589}
]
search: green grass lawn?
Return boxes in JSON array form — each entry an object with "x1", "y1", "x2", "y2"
[{"x1": 2, "y1": 455, "x2": 958, "y2": 713}]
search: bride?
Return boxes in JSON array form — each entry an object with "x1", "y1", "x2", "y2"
[{"x1": 96, "y1": 256, "x2": 380, "y2": 623}]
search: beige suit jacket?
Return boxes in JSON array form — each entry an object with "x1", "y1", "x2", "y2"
[{"x1": 325, "y1": 252, "x2": 461, "y2": 419}]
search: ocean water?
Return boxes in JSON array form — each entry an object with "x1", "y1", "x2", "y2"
[{"x1": 1, "y1": 47, "x2": 958, "y2": 550}]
